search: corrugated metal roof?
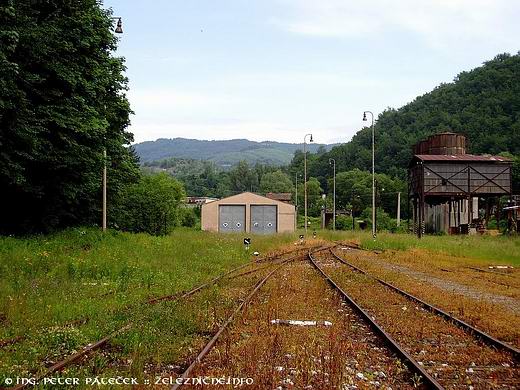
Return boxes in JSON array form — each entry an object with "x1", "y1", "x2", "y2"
[{"x1": 414, "y1": 154, "x2": 512, "y2": 162}]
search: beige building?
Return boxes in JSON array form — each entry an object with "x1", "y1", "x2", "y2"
[{"x1": 201, "y1": 192, "x2": 295, "y2": 234}]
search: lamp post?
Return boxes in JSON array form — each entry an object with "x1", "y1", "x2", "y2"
[
  {"x1": 304, "y1": 133, "x2": 313, "y2": 234},
  {"x1": 329, "y1": 158, "x2": 336, "y2": 230},
  {"x1": 363, "y1": 111, "x2": 376, "y2": 238},
  {"x1": 102, "y1": 16, "x2": 123, "y2": 232},
  {"x1": 295, "y1": 172, "x2": 301, "y2": 229}
]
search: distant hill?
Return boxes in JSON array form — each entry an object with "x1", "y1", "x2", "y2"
[{"x1": 134, "y1": 138, "x2": 335, "y2": 167}]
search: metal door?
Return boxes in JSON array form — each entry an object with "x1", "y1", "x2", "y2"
[
  {"x1": 219, "y1": 205, "x2": 246, "y2": 233},
  {"x1": 251, "y1": 205, "x2": 277, "y2": 234}
]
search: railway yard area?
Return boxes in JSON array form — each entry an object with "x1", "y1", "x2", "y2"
[{"x1": 0, "y1": 230, "x2": 519, "y2": 389}]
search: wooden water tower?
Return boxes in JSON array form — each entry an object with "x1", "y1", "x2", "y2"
[{"x1": 409, "y1": 132, "x2": 512, "y2": 236}]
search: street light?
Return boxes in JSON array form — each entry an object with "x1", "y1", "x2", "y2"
[
  {"x1": 363, "y1": 111, "x2": 376, "y2": 238},
  {"x1": 112, "y1": 17, "x2": 123, "y2": 34},
  {"x1": 304, "y1": 133, "x2": 313, "y2": 234},
  {"x1": 102, "y1": 16, "x2": 123, "y2": 232},
  {"x1": 329, "y1": 158, "x2": 336, "y2": 231}
]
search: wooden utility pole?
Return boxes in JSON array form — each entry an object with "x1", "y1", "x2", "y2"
[{"x1": 397, "y1": 192, "x2": 401, "y2": 227}]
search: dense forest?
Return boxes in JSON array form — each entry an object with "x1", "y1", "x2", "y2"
[
  {"x1": 0, "y1": 1, "x2": 186, "y2": 235},
  {"x1": 310, "y1": 53, "x2": 520, "y2": 182}
]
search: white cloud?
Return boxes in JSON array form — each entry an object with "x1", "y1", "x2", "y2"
[{"x1": 272, "y1": 0, "x2": 518, "y2": 49}]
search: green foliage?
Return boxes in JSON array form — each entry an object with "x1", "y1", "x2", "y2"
[
  {"x1": 335, "y1": 215, "x2": 353, "y2": 231},
  {"x1": 291, "y1": 52, "x2": 520, "y2": 190},
  {"x1": 296, "y1": 178, "x2": 324, "y2": 217},
  {"x1": 112, "y1": 173, "x2": 185, "y2": 235},
  {"x1": 360, "y1": 207, "x2": 397, "y2": 232},
  {"x1": 178, "y1": 207, "x2": 198, "y2": 228},
  {"x1": 259, "y1": 170, "x2": 293, "y2": 194},
  {"x1": 0, "y1": 0, "x2": 138, "y2": 233},
  {"x1": 228, "y1": 161, "x2": 259, "y2": 193}
]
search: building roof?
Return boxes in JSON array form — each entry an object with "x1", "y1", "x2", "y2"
[
  {"x1": 412, "y1": 154, "x2": 512, "y2": 163},
  {"x1": 265, "y1": 192, "x2": 292, "y2": 201},
  {"x1": 200, "y1": 191, "x2": 294, "y2": 208}
]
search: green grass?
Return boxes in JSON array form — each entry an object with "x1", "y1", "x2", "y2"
[
  {"x1": 1, "y1": 227, "x2": 518, "y2": 384},
  {"x1": 0, "y1": 228, "x2": 296, "y2": 381},
  {"x1": 316, "y1": 230, "x2": 520, "y2": 265}
]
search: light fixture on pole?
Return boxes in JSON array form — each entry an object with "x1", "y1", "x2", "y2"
[
  {"x1": 112, "y1": 17, "x2": 123, "y2": 34},
  {"x1": 363, "y1": 110, "x2": 376, "y2": 238},
  {"x1": 329, "y1": 158, "x2": 336, "y2": 231},
  {"x1": 303, "y1": 133, "x2": 313, "y2": 234}
]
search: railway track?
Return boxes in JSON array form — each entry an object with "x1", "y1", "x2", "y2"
[
  {"x1": 170, "y1": 248, "x2": 311, "y2": 389},
  {"x1": 175, "y1": 246, "x2": 420, "y2": 389},
  {"x1": 330, "y1": 247, "x2": 520, "y2": 360},
  {"x1": 312, "y1": 248, "x2": 518, "y2": 389},
  {"x1": 308, "y1": 250, "x2": 443, "y2": 389},
  {"x1": 8, "y1": 247, "x2": 310, "y2": 390}
]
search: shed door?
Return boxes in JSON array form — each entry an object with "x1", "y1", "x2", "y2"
[
  {"x1": 251, "y1": 205, "x2": 277, "y2": 234},
  {"x1": 219, "y1": 205, "x2": 246, "y2": 233}
]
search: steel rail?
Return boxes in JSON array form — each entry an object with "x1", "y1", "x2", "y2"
[
  {"x1": 171, "y1": 250, "x2": 309, "y2": 389},
  {"x1": 12, "y1": 324, "x2": 132, "y2": 390},
  {"x1": 147, "y1": 248, "x2": 316, "y2": 304},
  {"x1": 308, "y1": 250, "x2": 444, "y2": 390},
  {"x1": 10, "y1": 250, "x2": 310, "y2": 388},
  {"x1": 330, "y1": 248, "x2": 520, "y2": 361}
]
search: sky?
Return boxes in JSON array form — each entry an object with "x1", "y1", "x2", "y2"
[{"x1": 104, "y1": 0, "x2": 520, "y2": 145}]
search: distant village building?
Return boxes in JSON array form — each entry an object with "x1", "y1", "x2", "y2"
[
  {"x1": 408, "y1": 132, "x2": 512, "y2": 236},
  {"x1": 201, "y1": 192, "x2": 295, "y2": 234},
  {"x1": 265, "y1": 192, "x2": 292, "y2": 203},
  {"x1": 185, "y1": 196, "x2": 219, "y2": 208}
]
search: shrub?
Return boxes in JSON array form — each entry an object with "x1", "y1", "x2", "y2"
[
  {"x1": 112, "y1": 173, "x2": 185, "y2": 235},
  {"x1": 179, "y1": 207, "x2": 198, "y2": 228}
]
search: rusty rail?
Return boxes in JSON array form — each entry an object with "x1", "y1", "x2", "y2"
[
  {"x1": 330, "y1": 248, "x2": 520, "y2": 361},
  {"x1": 308, "y1": 250, "x2": 444, "y2": 390},
  {"x1": 9, "y1": 250, "x2": 308, "y2": 389},
  {"x1": 171, "y1": 250, "x2": 308, "y2": 389}
]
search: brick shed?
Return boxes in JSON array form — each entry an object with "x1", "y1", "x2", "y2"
[{"x1": 201, "y1": 192, "x2": 295, "y2": 234}]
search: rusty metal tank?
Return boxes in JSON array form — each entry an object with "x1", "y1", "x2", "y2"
[{"x1": 413, "y1": 132, "x2": 466, "y2": 155}]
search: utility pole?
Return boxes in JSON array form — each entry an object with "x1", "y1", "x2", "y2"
[
  {"x1": 329, "y1": 158, "x2": 336, "y2": 230},
  {"x1": 295, "y1": 173, "x2": 301, "y2": 229},
  {"x1": 363, "y1": 111, "x2": 376, "y2": 238},
  {"x1": 102, "y1": 149, "x2": 107, "y2": 232},
  {"x1": 397, "y1": 192, "x2": 401, "y2": 227},
  {"x1": 303, "y1": 133, "x2": 313, "y2": 234},
  {"x1": 102, "y1": 16, "x2": 123, "y2": 232}
]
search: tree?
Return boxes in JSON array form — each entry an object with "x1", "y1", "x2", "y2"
[
  {"x1": 229, "y1": 161, "x2": 259, "y2": 193},
  {"x1": 260, "y1": 170, "x2": 293, "y2": 194},
  {"x1": 0, "y1": 1, "x2": 138, "y2": 233},
  {"x1": 296, "y1": 178, "x2": 323, "y2": 217},
  {"x1": 112, "y1": 173, "x2": 185, "y2": 235}
]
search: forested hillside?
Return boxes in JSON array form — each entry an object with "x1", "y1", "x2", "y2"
[
  {"x1": 134, "y1": 137, "x2": 334, "y2": 167},
  {"x1": 306, "y1": 53, "x2": 520, "y2": 181}
]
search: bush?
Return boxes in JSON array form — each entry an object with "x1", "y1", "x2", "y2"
[
  {"x1": 335, "y1": 215, "x2": 353, "y2": 230},
  {"x1": 112, "y1": 173, "x2": 185, "y2": 235},
  {"x1": 179, "y1": 207, "x2": 198, "y2": 228}
]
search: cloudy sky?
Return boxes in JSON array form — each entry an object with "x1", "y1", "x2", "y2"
[{"x1": 105, "y1": 0, "x2": 520, "y2": 144}]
